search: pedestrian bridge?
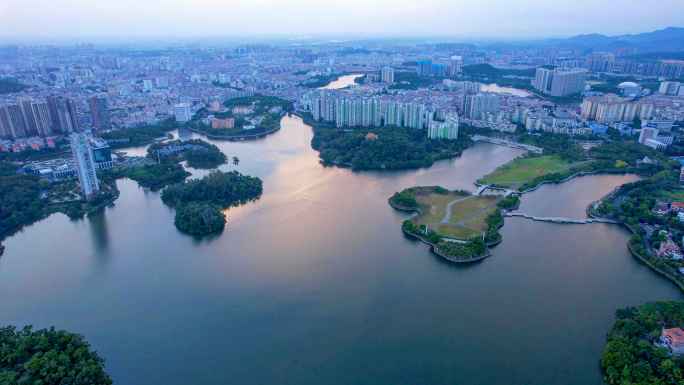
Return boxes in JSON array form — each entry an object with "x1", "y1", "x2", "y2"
[
  {"x1": 505, "y1": 213, "x2": 620, "y2": 224},
  {"x1": 472, "y1": 135, "x2": 543, "y2": 153}
]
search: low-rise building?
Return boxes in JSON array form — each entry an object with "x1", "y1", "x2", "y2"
[{"x1": 658, "y1": 328, "x2": 684, "y2": 354}]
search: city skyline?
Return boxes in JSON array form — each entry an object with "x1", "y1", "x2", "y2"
[{"x1": 1, "y1": 0, "x2": 684, "y2": 41}]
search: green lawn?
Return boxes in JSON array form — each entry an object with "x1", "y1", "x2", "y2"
[
  {"x1": 412, "y1": 192, "x2": 469, "y2": 226},
  {"x1": 478, "y1": 155, "x2": 570, "y2": 184},
  {"x1": 432, "y1": 224, "x2": 481, "y2": 239},
  {"x1": 465, "y1": 207, "x2": 495, "y2": 231},
  {"x1": 448, "y1": 196, "x2": 499, "y2": 223}
]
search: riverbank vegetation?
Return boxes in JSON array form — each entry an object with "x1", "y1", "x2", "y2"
[
  {"x1": 161, "y1": 170, "x2": 263, "y2": 234},
  {"x1": 113, "y1": 163, "x2": 190, "y2": 190},
  {"x1": 0, "y1": 164, "x2": 121, "y2": 239},
  {"x1": 601, "y1": 301, "x2": 684, "y2": 384},
  {"x1": 0, "y1": 325, "x2": 112, "y2": 384},
  {"x1": 0, "y1": 163, "x2": 47, "y2": 237},
  {"x1": 309, "y1": 118, "x2": 473, "y2": 169}
]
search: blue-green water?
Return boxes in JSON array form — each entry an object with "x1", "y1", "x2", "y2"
[{"x1": 0, "y1": 115, "x2": 680, "y2": 384}]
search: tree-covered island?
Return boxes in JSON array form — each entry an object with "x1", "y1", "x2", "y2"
[
  {"x1": 161, "y1": 170, "x2": 263, "y2": 235},
  {"x1": 304, "y1": 114, "x2": 473, "y2": 169}
]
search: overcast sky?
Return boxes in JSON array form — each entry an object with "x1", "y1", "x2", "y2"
[{"x1": 1, "y1": 0, "x2": 683, "y2": 41}]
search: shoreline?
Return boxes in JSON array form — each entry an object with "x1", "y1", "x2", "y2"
[
  {"x1": 294, "y1": 111, "x2": 467, "y2": 171},
  {"x1": 185, "y1": 111, "x2": 288, "y2": 141},
  {"x1": 388, "y1": 197, "x2": 497, "y2": 263},
  {"x1": 584, "y1": 184, "x2": 684, "y2": 294},
  {"x1": 186, "y1": 125, "x2": 281, "y2": 140}
]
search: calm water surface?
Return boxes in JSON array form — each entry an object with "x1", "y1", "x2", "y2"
[
  {"x1": 481, "y1": 83, "x2": 532, "y2": 97},
  {"x1": 0, "y1": 115, "x2": 681, "y2": 384},
  {"x1": 318, "y1": 73, "x2": 363, "y2": 89}
]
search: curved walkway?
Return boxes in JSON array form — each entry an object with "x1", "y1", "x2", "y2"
[{"x1": 431, "y1": 195, "x2": 504, "y2": 236}]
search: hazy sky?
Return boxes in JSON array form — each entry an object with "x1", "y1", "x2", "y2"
[{"x1": 1, "y1": 0, "x2": 683, "y2": 41}]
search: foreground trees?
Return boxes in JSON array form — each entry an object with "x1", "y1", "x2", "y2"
[{"x1": 0, "y1": 325, "x2": 112, "y2": 384}]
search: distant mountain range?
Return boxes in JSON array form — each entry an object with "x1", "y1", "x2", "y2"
[{"x1": 541, "y1": 27, "x2": 684, "y2": 52}]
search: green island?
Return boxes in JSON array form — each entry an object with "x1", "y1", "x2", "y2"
[
  {"x1": 303, "y1": 114, "x2": 473, "y2": 169},
  {"x1": 114, "y1": 138, "x2": 229, "y2": 189},
  {"x1": 601, "y1": 301, "x2": 684, "y2": 384},
  {"x1": 389, "y1": 186, "x2": 519, "y2": 261},
  {"x1": 147, "y1": 139, "x2": 227, "y2": 169},
  {"x1": 100, "y1": 117, "x2": 177, "y2": 148},
  {"x1": 0, "y1": 325, "x2": 112, "y2": 384},
  {"x1": 161, "y1": 170, "x2": 263, "y2": 235},
  {"x1": 187, "y1": 96, "x2": 291, "y2": 138},
  {"x1": 173, "y1": 203, "x2": 226, "y2": 235},
  {"x1": 113, "y1": 162, "x2": 190, "y2": 190}
]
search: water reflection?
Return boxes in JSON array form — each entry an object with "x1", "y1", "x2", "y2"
[
  {"x1": 317, "y1": 74, "x2": 363, "y2": 89},
  {"x1": 0, "y1": 115, "x2": 681, "y2": 385},
  {"x1": 87, "y1": 210, "x2": 110, "y2": 263}
]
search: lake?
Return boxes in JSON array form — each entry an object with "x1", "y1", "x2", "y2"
[
  {"x1": 481, "y1": 83, "x2": 532, "y2": 97},
  {"x1": 318, "y1": 73, "x2": 363, "y2": 89},
  {"x1": 0, "y1": 115, "x2": 681, "y2": 384}
]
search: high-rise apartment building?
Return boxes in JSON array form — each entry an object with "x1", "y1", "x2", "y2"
[
  {"x1": 428, "y1": 114, "x2": 459, "y2": 139},
  {"x1": 385, "y1": 102, "x2": 403, "y2": 126},
  {"x1": 0, "y1": 104, "x2": 28, "y2": 139},
  {"x1": 381, "y1": 67, "x2": 394, "y2": 83},
  {"x1": 18, "y1": 100, "x2": 38, "y2": 136},
  {"x1": 174, "y1": 103, "x2": 191, "y2": 123},
  {"x1": 534, "y1": 68, "x2": 554, "y2": 93},
  {"x1": 463, "y1": 93, "x2": 499, "y2": 121},
  {"x1": 550, "y1": 69, "x2": 587, "y2": 97},
  {"x1": 31, "y1": 101, "x2": 52, "y2": 136},
  {"x1": 89, "y1": 95, "x2": 110, "y2": 130},
  {"x1": 403, "y1": 103, "x2": 426, "y2": 129},
  {"x1": 534, "y1": 68, "x2": 586, "y2": 96},
  {"x1": 659, "y1": 81, "x2": 683, "y2": 95},
  {"x1": 581, "y1": 95, "x2": 653, "y2": 122},
  {"x1": 70, "y1": 132, "x2": 100, "y2": 201},
  {"x1": 417, "y1": 61, "x2": 432, "y2": 76},
  {"x1": 46, "y1": 96, "x2": 80, "y2": 133}
]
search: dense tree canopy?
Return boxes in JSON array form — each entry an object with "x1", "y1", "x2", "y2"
[
  {"x1": 161, "y1": 170, "x2": 262, "y2": 207},
  {"x1": 0, "y1": 163, "x2": 46, "y2": 236},
  {"x1": 311, "y1": 124, "x2": 473, "y2": 169},
  {"x1": 174, "y1": 203, "x2": 226, "y2": 235},
  {"x1": 0, "y1": 79, "x2": 28, "y2": 94},
  {"x1": 0, "y1": 325, "x2": 112, "y2": 384},
  {"x1": 601, "y1": 302, "x2": 684, "y2": 385},
  {"x1": 114, "y1": 162, "x2": 190, "y2": 190},
  {"x1": 147, "y1": 139, "x2": 227, "y2": 169}
]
